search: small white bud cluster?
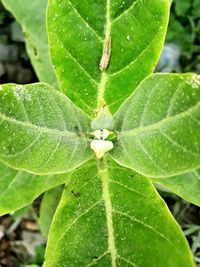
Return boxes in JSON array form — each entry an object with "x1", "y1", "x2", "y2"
[{"x1": 90, "y1": 129, "x2": 114, "y2": 159}]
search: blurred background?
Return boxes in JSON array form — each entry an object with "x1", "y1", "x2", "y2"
[{"x1": 0, "y1": 0, "x2": 200, "y2": 266}]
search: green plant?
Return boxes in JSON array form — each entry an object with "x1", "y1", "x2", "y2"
[
  {"x1": 0, "y1": 0, "x2": 200, "y2": 266},
  {"x1": 167, "y1": 0, "x2": 200, "y2": 72}
]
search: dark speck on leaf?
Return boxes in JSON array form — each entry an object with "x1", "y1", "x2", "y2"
[
  {"x1": 71, "y1": 190, "x2": 81, "y2": 198},
  {"x1": 33, "y1": 46, "x2": 37, "y2": 56}
]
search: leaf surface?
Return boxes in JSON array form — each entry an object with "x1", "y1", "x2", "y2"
[
  {"x1": 39, "y1": 186, "x2": 63, "y2": 236},
  {"x1": 152, "y1": 169, "x2": 200, "y2": 206},
  {"x1": 44, "y1": 159, "x2": 194, "y2": 267},
  {"x1": 2, "y1": 0, "x2": 58, "y2": 87},
  {"x1": 47, "y1": 0, "x2": 170, "y2": 115},
  {"x1": 111, "y1": 73, "x2": 200, "y2": 178},
  {"x1": 0, "y1": 163, "x2": 68, "y2": 216},
  {"x1": 0, "y1": 83, "x2": 93, "y2": 174}
]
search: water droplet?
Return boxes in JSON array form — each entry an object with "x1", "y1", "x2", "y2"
[{"x1": 127, "y1": 35, "x2": 131, "y2": 41}]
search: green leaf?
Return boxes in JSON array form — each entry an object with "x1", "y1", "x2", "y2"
[
  {"x1": 174, "y1": 0, "x2": 190, "y2": 16},
  {"x1": 111, "y1": 73, "x2": 200, "y2": 178},
  {"x1": 47, "y1": 0, "x2": 170, "y2": 115},
  {"x1": 39, "y1": 186, "x2": 63, "y2": 236},
  {"x1": 2, "y1": 0, "x2": 58, "y2": 87},
  {"x1": 0, "y1": 163, "x2": 68, "y2": 216},
  {"x1": 0, "y1": 83, "x2": 93, "y2": 174},
  {"x1": 44, "y1": 159, "x2": 194, "y2": 267},
  {"x1": 152, "y1": 169, "x2": 200, "y2": 206}
]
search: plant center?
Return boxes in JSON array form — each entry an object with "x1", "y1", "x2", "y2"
[{"x1": 90, "y1": 129, "x2": 114, "y2": 159}]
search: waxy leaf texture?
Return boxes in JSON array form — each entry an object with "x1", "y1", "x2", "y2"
[
  {"x1": 112, "y1": 74, "x2": 200, "y2": 178},
  {"x1": 44, "y1": 159, "x2": 194, "y2": 267},
  {"x1": 0, "y1": 83, "x2": 92, "y2": 174},
  {"x1": 48, "y1": 0, "x2": 170, "y2": 115}
]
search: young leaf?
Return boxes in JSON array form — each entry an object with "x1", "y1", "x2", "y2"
[
  {"x1": 111, "y1": 73, "x2": 200, "y2": 178},
  {"x1": 152, "y1": 169, "x2": 200, "y2": 207},
  {"x1": 2, "y1": 0, "x2": 58, "y2": 87},
  {"x1": 44, "y1": 159, "x2": 194, "y2": 267},
  {"x1": 39, "y1": 186, "x2": 63, "y2": 236},
  {"x1": 0, "y1": 83, "x2": 93, "y2": 174},
  {"x1": 47, "y1": 0, "x2": 170, "y2": 115},
  {"x1": 0, "y1": 163, "x2": 68, "y2": 216}
]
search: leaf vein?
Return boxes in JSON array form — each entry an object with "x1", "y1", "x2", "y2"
[
  {"x1": 3, "y1": 133, "x2": 42, "y2": 159},
  {"x1": 118, "y1": 255, "x2": 138, "y2": 267},
  {"x1": 0, "y1": 111, "x2": 80, "y2": 138},
  {"x1": 135, "y1": 137, "x2": 164, "y2": 172},
  {"x1": 109, "y1": 179, "x2": 149, "y2": 199},
  {"x1": 55, "y1": 199, "x2": 103, "y2": 247},
  {"x1": 109, "y1": 24, "x2": 162, "y2": 77},
  {"x1": 40, "y1": 136, "x2": 63, "y2": 168},
  {"x1": 111, "y1": 0, "x2": 140, "y2": 23},
  {"x1": 69, "y1": 90, "x2": 94, "y2": 114},
  {"x1": 0, "y1": 171, "x2": 22, "y2": 199},
  {"x1": 119, "y1": 102, "x2": 200, "y2": 137},
  {"x1": 55, "y1": 32, "x2": 98, "y2": 86},
  {"x1": 113, "y1": 209, "x2": 183, "y2": 257},
  {"x1": 193, "y1": 170, "x2": 200, "y2": 181},
  {"x1": 139, "y1": 82, "x2": 162, "y2": 126},
  {"x1": 68, "y1": 0, "x2": 103, "y2": 42},
  {"x1": 160, "y1": 130, "x2": 199, "y2": 156},
  {"x1": 86, "y1": 251, "x2": 109, "y2": 266},
  {"x1": 166, "y1": 81, "x2": 186, "y2": 117}
]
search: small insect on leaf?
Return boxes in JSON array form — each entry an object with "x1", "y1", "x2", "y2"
[{"x1": 99, "y1": 37, "x2": 111, "y2": 72}]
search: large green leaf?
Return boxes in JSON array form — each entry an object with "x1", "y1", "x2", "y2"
[
  {"x1": 0, "y1": 83, "x2": 93, "y2": 174},
  {"x1": 152, "y1": 169, "x2": 200, "y2": 206},
  {"x1": 44, "y1": 159, "x2": 194, "y2": 267},
  {"x1": 0, "y1": 163, "x2": 68, "y2": 216},
  {"x1": 47, "y1": 0, "x2": 170, "y2": 115},
  {"x1": 111, "y1": 73, "x2": 200, "y2": 178},
  {"x1": 2, "y1": 0, "x2": 58, "y2": 87}
]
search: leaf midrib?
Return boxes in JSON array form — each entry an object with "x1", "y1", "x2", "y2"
[
  {"x1": 118, "y1": 102, "x2": 200, "y2": 137},
  {"x1": 95, "y1": 3, "x2": 117, "y2": 262},
  {"x1": 0, "y1": 111, "x2": 85, "y2": 138},
  {"x1": 97, "y1": 0, "x2": 111, "y2": 110},
  {"x1": 98, "y1": 159, "x2": 117, "y2": 267}
]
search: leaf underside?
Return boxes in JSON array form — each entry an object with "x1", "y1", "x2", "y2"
[
  {"x1": 39, "y1": 186, "x2": 64, "y2": 236},
  {"x1": 0, "y1": 83, "x2": 93, "y2": 175},
  {"x1": 152, "y1": 169, "x2": 200, "y2": 207},
  {"x1": 112, "y1": 73, "x2": 200, "y2": 178},
  {"x1": 44, "y1": 159, "x2": 194, "y2": 267},
  {"x1": 48, "y1": 0, "x2": 170, "y2": 115},
  {"x1": 0, "y1": 162, "x2": 68, "y2": 216}
]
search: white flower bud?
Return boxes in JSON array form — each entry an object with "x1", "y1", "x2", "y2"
[{"x1": 90, "y1": 140, "x2": 113, "y2": 159}]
